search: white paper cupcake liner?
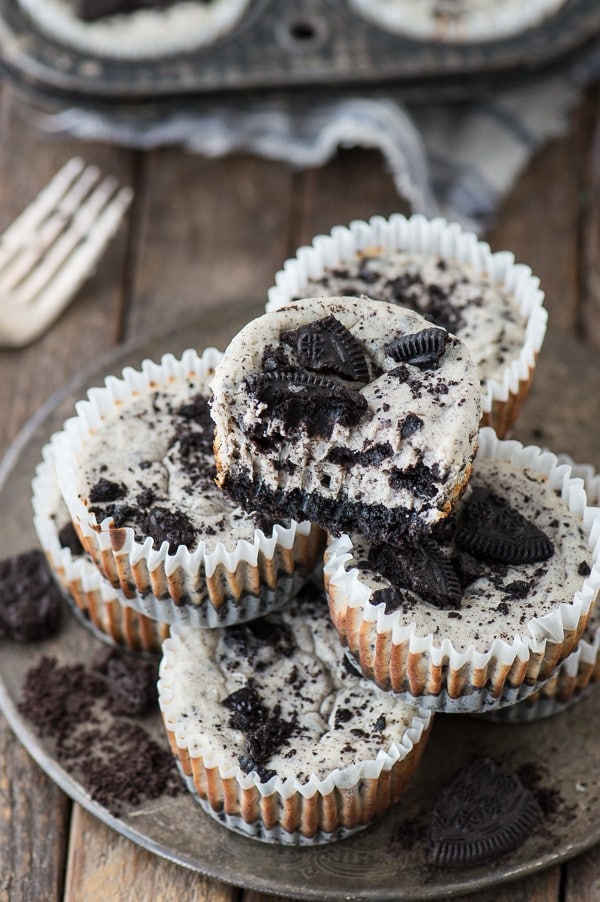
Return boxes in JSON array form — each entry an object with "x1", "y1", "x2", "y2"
[
  {"x1": 324, "y1": 428, "x2": 600, "y2": 714},
  {"x1": 32, "y1": 442, "x2": 169, "y2": 653},
  {"x1": 486, "y1": 455, "x2": 600, "y2": 722},
  {"x1": 347, "y1": 0, "x2": 568, "y2": 44},
  {"x1": 266, "y1": 213, "x2": 548, "y2": 437},
  {"x1": 51, "y1": 348, "x2": 324, "y2": 625},
  {"x1": 159, "y1": 630, "x2": 433, "y2": 844}
]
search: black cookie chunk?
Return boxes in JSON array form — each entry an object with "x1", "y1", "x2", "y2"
[
  {"x1": 368, "y1": 539, "x2": 462, "y2": 609},
  {"x1": 105, "y1": 655, "x2": 157, "y2": 716},
  {"x1": 245, "y1": 369, "x2": 368, "y2": 439},
  {"x1": 281, "y1": 315, "x2": 370, "y2": 382},
  {"x1": 89, "y1": 477, "x2": 127, "y2": 504},
  {"x1": 456, "y1": 488, "x2": 554, "y2": 565},
  {"x1": 371, "y1": 586, "x2": 410, "y2": 614},
  {"x1": 139, "y1": 506, "x2": 196, "y2": 552},
  {"x1": 0, "y1": 549, "x2": 62, "y2": 641},
  {"x1": 58, "y1": 521, "x2": 84, "y2": 556},
  {"x1": 222, "y1": 685, "x2": 268, "y2": 732},
  {"x1": 238, "y1": 756, "x2": 276, "y2": 784},
  {"x1": 385, "y1": 327, "x2": 448, "y2": 370},
  {"x1": 428, "y1": 758, "x2": 541, "y2": 867},
  {"x1": 77, "y1": 0, "x2": 175, "y2": 21}
]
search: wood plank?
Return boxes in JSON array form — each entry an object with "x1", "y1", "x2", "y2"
[
  {"x1": 563, "y1": 845, "x2": 600, "y2": 900},
  {"x1": 0, "y1": 717, "x2": 70, "y2": 902},
  {"x1": 579, "y1": 84, "x2": 600, "y2": 348},
  {"x1": 486, "y1": 94, "x2": 589, "y2": 336},
  {"x1": 64, "y1": 806, "x2": 237, "y2": 902},
  {"x1": 124, "y1": 152, "x2": 295, "y2": 338},
  {"x1": 0, "y1": 87, "x2": 134, "y2": 902},
  {"x1": 292, "y1": 147, "x2": 410, "y2": 250}
]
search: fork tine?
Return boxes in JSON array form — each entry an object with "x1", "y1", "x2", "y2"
[
  {"x1": 0, "y1": 164, "x2": 102, "y2": 294},
  {"x1": 0, "y1": 158, "x2": 86, "y2": 263},
  {"x1": 3, "y1": 185, "x2": 133, "y2": 346},
  {"x1": 6, "y1": 174, "x2": 118, "y2": 305}
]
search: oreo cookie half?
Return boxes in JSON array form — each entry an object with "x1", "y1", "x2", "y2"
[
  {"x1": 385, "y1": 327, "x2": 448, "y2": 370},
  {"x1": 245, "y1": 368, "x2": 368, "y2": 439},
  {"x1": 456, "y1": 488, "x2": 554, "y2": 565},
  {"x1": 281, "y1": 315, "x2": 370, "y2": 383},
  {"x1": 368, "y1": 538, "x2": 462, "y2": 609},
  {"x1": 428, "y1": 758, "x2": 541, "y2": 868}
]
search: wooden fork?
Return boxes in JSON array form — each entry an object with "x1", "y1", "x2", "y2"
[{"x1": 0, "y1": 157, "x2": 133, "y2": 348}]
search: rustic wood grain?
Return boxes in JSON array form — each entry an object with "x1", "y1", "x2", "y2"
[
  {"x1": 486, "y1": 93, "x2": 588, "y2": 335},
  {"x1": 0, "y1": 719, "x2": 70, "y2": 902},
  {"x1": 64, "y1": 806, "x2": 237, "y2": 902},
  {"x1": 124, "y1": 151, "x2": 294, "y2": 338},
  {"x1": 0, "y1": 87, "x2": 134, "y2": 902},
  {"x1": 563, "y1": 845, "x2": 600, "y2": 900},
  {"x1": 579, "y1": 84, "x2": 600, "y2": 348},
  {"x1": 292, "y1": 147, "x2": 410, "y2": 249}
]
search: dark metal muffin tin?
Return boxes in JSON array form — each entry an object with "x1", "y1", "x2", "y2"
[{"x1": 0, "y1": 0, "x2": 598, "y2": 105}]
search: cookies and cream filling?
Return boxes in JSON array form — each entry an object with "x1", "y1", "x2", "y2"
[
  {"x1": 296, "y1": 250, "x2": 529, "y2": 392},
  {"x1": 72, "y1": 369, "x2": 263, "y2": 553},
  {"x1": 349, "y1": 457, "x2": 593, "y2": 653},
  {"x1": 211, "y1": 296, "x2": 481, "y2": 540},
  {"x1": 161, "y1": 587, "x2": 431, "y2": 785}
]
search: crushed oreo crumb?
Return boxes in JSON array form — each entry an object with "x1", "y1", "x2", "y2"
[
  {"x1": 58, "y1": 522, "x2": 84, "y2": 556},
  {"x1": 89, "y1": 477, "x2": 127, "y2": 504},
  {"x1": 0, "y1": 550, "x2": 62, "y2": 642}
]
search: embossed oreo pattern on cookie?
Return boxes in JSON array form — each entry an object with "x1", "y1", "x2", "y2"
[
  {"x1": 324, "y1": 429, "x2": 600, "y2": 713},
  {"x1": 211, "y1": 296, "x2": 481, "y2": 544}
]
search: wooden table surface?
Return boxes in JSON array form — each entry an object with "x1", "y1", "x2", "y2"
[{"x1": 0, "y1": 80, "x2": 599, "y2": 902}]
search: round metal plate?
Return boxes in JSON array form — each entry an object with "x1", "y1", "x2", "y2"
[{"x1": 0, "y1": 315, "x2": 599, "y2": 900}]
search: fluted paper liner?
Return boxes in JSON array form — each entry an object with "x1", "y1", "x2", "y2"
[
  {"x1": 324, "y1": 429, "x2": 600, "y2": 714},
  {"x1": 33, "y1": 442, "x2": 169, "y2": 652},
  {"x1": 51, "y1": 348, "x2": 323, "y2": 626},
  {"x1": 488, "y1": 455, "x2": 600, "y2": 722},
  {"x1": 266, "y1": 213, "x2": 548, "y2": 437},
  {"x1": 158, "y1": 629, "x2": 433, "y2": 845}
]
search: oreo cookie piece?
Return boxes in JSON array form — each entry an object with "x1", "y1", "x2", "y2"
[
  {"x1": 368, "y1": 538, "x2": 462, "y2": 609},
  {"x1": 456, "y1": 488, "x2": 554, "y2": 565},
  {"x1": 105, "y1": 655, "x2": 158, "y2": 716},
  {"x1": 139, "y1": 506, "x2": 196, "y2": 553},
  {"x1": 244, "y1": 369, "x2": 368, "y2": 439},
  {"x1": 386, "y1": 327, "x2": 448, "y2": 370},
  {"x1": 281, "y1": 315, "x2": 370, "y2": 382},
  {"x1": 0, "y1": 549, "x2": 62, "y2": 642},
  {"x1": 428, "y1": 758, "x2": 541, "y2": 867}
]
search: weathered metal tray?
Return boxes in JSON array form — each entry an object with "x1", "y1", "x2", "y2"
[
  {"x1": 0, "y1": 316, "x2": 599, "y2": 900},
  {"x1": 0, "y1": 0, "x2": 598, "y2": 105}
]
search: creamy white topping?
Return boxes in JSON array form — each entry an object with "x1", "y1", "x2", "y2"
[
  {"x1": 298, "y1": 250, "x2": 527, "y2": 391},
  {"x1": 74, "y1": 370, "x2": 261, "y2": 551},
  {"x1": 164, "y1": 588, "x2": 428, "y2": 784},
  {"x1": 348, "y1": 0, "x2": 567, "y2": 41},
  {"x1": 211, "y1": 296, "x2": 481, "y2": 532},
  {"x1": 17, "y1": 0, "x2": 250, "y2": 59},
  {"x1": 351, "y1": 458, "x2": 592, "y2": 653}
]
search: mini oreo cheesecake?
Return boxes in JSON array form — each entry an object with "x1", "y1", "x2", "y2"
[
  {"x1": 267, "y1": 215, "x2": 547, "y2": 437},
  {"x1": 16, "y1": 0, "x2": 251, "y2": 59},
  {"x1": 33, "y1": 442, "x2": 169, "y2": 653},
  {"x1": 347, "y1": 0, "x2": 567, "y2": 42},
  {"x1": 53, "y1": 348, "x2": 323, "y2": 626},
  {"x1": 324, "y1": 429, "x2": 600, "y2": 713},
  {"x1": 489, "y1": 456, "x2": 600, "y2": 722},
  {"x1": 158, "y1": 584, "x2": 433, "y2": 844},
  {"x1": 211, "y1": 296, "x2": 481, "y2": 545}
]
